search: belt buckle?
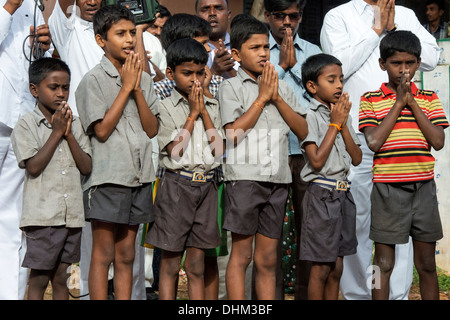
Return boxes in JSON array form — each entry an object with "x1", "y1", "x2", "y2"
[
  {"x1": 336, "y1": 180, "x2": 348, "y2": 191},
  {"x1": 192, "y1": 172, "x2": 206, "y2": 183}
]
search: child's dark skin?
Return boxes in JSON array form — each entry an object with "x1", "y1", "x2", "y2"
[
  {"x1": 158, "y1": 60, "x2": 224, "y2": 300},
  {"x1": 26, "y1": 70, "x2": 91, "y2": 300},
  {"x1": 303, "y1": 63, "x2": 361, "y2": 300},
  {"x1": 361, "y1": 51, "x2": 444, "y2": 300}
]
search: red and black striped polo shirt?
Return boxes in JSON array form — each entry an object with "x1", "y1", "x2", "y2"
[{"x1": 359, "y1": 82, "x2": 448, "y2": 183}]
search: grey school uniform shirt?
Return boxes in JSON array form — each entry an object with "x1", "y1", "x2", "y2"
[
  {"x1": 300, "y1": 98, "x2": 361, "y2": 182},
  {"x1": 76, "y1": 55, "x2": 159, "y2": 191},
  {"x1": 11, "y1": 107, "x2": 92, "y2": 229},
  {"x1": 218, "y1": 67, "x2": 306, "y2": 184},
  {"x1": 157, "y1": 88, "x2": 224, "y2": 173}
]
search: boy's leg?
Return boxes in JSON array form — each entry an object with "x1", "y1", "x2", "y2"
[
  {"x1": 204, "y1": 256, "x2": 219, "y2": 300},
  {"x1": 324, "y1": 257, "x2": 343, "y2": 300},
  {"x1": 89, "y1": 220, "x2": 115, "y2": 300},
  {"x1": 51, "y1": 262, "x2": 71, "y2": 300},
  {"x1": 27, "y1": 269, "x2": 51, "y2": 300},
  {"x1": 185, "y1": 247, "x2": 206, "y2": 300},
  {"x1": 413, "y1": 240, "x2": 439, "y2": 300},
  {"x1": 226, "y1": 233, "x2": 254, "y2": 300},
  {"x1": 253, "y1": 233, "x2": 279, "y2": 300},
  {"x1": 113, "y1": 223, "x2": 139, "y2": 300},
  {"x1": 159, "y1": 250, "x2": 183, "y2": 300},
  {"x1": 308, "y1": 263, "x2": 331, "y2": 300},
  {"x1": 372, "y1": 242, "x2": 396, "y2": 300}
]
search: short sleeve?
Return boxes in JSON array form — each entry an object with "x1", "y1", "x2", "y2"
[
  {"x1": 157, "y1": 102, "x2": 178, "y2": 153},
  {"x1": 71, "y1": 117, "x2": 92, "y2": 157},
  {"x1": 217, "y1": 81, "x2": 245, "y2": 126},
  {"x1": 300, "y1": 110, "x2": 320, "y2": 152},
  {"x1": 358, "y1": 94, "x2": 378, "y2": 132},
  {"x1": 428, "y1": 93, "x2": 449, "y2": 128},
  {"x1": 11, "y1": 117, "x2": 39, "y2": 169},
  {"x1": 75, "y1": 72, "x2": 109, "y2": 135}
]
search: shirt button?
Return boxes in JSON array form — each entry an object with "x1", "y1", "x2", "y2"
[
  {"x1": 62, "y1": 170, "x2": 66, "y2": 175},
  {"x1": 268, "y1": 131, "x2": 271, "y2": 136},
  {"x1": 64, "y1": 194, "x2": 68, "y2": 198},
  {"x1": 59, "y1": 148, "x2": 63, "y2": 152}
]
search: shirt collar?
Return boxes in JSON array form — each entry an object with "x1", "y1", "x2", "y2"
[
  {"x1": 380, "y1": 81, "x2": 419, "y2": 97},
  {"x1": 32, "y1": 105, "x2": 77, "y2": 128},
  {"x1": 309, "y1": 98, "x2": 330, "y2": 113},
  {"x1": 100, "y1": 55, "x2": 121, "y2": 82},
  {"x1": 269, "y1": 32, "x2": 303, "y2": 52},
  {"x1": 353, "y1": 0, "x2": 371, "y2": 15},
  {"x1": 170, "y1": 85, "x2": 217, "y2": 107},
  {"x1": 237, "y1": 67, "x2": 258, "y2": 84}
]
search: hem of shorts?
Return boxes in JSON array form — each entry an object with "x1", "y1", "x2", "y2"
[
  {"x1": 412, "y1": 232, "x2": 443, "y2": 243},
  {"x1": 145, "y1": 241, "x2": 221, "y2": 253},
  {"x1": 223, "y1": 226, "x2": 280, "y2": 239},
  {"x1": 86, "y1": 217, "x2": 153, "y2": 225},
  {"x1": 369, "y1": 232, "x2": 410, "y2": 245}
]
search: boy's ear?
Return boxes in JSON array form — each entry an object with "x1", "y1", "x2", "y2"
[
  {"x1": 305, "y1": 80, "x2": 317, "y2": 96},
  {"x1": 166, "y1": 67, "x2": 174, "y2": 81},
  {"x1": 231, "y1": 48, "x2": 241, "y2": 63},
  {"x1": 379, "y1": 58, "x2": 387, "y2": 71},
  {"x1": 29, "y1": 83, "x2": 38, "y2": 99},
  {"x1": 264, "y1": 10, "x2": 270, "y2": 23},
  {"x1": 95, "y1": 34, "x2": 106, "y2": 48}
]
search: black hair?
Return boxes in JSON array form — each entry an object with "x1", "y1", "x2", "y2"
[
  {"x1": 93, "y1": 4, "x2": 135, "y2": 39},
  {"x1": 158, "y1": 5, "x2": 171, "y2": 18},
  {"x1": 426, "y1": 0, "x2": 445, "y2": 11},
  {"x1": 29, "y1": 57, "x2": 71, "y2": 86},
  {"x1": 264, "y1": 0, "x2": 307, "y2": 12},
  {"x1": 160, "y1": 13, "x2": 212, "y2": 51},
  {"x1": 230, "y1": 14, "x2": 269, "y2": 51},
  {"x1": 301, "y1": 53, "x2": 342, "y2": 97},
  {"x1": 195, "y1": 0, "x2": 228, "y2": 12},
  {"x1": 379, "y1": 30, "x2": 422, "y2": 62},
  {"x1": 166, "y1": 38, "x2": 209, "y2": 70}
]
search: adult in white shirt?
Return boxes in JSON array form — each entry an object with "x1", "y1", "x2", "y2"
[
  {"x1": 320, "y1": 0, "x2": 440, "y2": 300},
  {"x1": 48, "y1": 0, "x2": 104, "y2": 117},
  {"x1": 49, "y1": 0, "x2": 157, "y2": 300},
  {"x1": 0, "y1": 0, "x2": 52, "y2": 299}
]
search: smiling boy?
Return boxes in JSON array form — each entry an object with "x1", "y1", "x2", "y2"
[
  {"x1": 359, "y1": 31, "x2": 448, "y2": 300},
  {"x1": 75, "y1": 5, "x2": 159, "y2": 300},
  {"x1": 218, "y1": 14, "x2": 307, "y2": 300}
]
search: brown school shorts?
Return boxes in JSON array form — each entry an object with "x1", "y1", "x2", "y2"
[
  {"x1": 146, "y1": 172, "x2": 221, "y2": 252},
  {"x1": 223, "y1": 180, "x2": 288, "y2": 239},
  {"x1": 22, "y1": 226, "x2": 82, "y2": 270},
  {"x1": 299, "y1": 184, "x2": 357, "y2": 263},
  {"x1": 370, "y1": 180, "x2": 443, "y2": 244},
  {"x1": 83, "y1": 183, "x2": 154, "y2": 225}
]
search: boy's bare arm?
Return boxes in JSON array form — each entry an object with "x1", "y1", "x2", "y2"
[
  {"x1": 93, "y1": 53, "x2": 140, "y2": 142},
  {"x1": 339, "y1": 94, "x2": 362, "y2": 166},
  {"x1": 271, "y1": 73, "x2": 307, "y2": 140},
  {"x1": 408, "y1": 99, "x2": 445, "y2": 151},
  {"x1": 63, "y1": 103, "x2": 92, "y2": 176},
  {"x1": 25, "y1": 106, "x2": 69, "y2": 177},
  {"x1": 341, "y1": 127, "x2": 362, "y2": 167},
  {"x1": 133, "y1": 57, "x2": 158, "y2": 138},
  {"x1": 200, "y1": 99, "x2": 225, "y2": 158},
  {"x1": 304, "y1": 95, "x2": 348, "y2": 171}
]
